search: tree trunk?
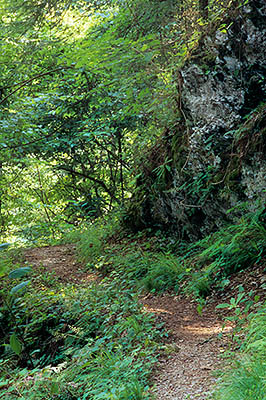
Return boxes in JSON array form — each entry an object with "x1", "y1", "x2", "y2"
[
  {"x1": 199, "y1": 0, "x2": 208, "y2": 19},
  {"x1": 117, "y1": 131, "x2": 124, "y2": 205}
]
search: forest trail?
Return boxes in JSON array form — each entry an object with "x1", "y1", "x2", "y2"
[
  {"x1": 144, "y1": 294, "x2": 230, "y2": 400},
  {"x1": 23, "y1": 244, "x2": 231, "y2": 400},
  {"x1": 24, "y1": 244, "x2": 98, "y2": 284}
]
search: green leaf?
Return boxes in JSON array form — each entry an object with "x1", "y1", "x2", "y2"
[
  {"x1": 10, "y1": 334, "x2": 22, "y2": 355},
  {"x1": 216, "y1": 303, "x2": 230, "y2": 309},
  {"x1": 10, "y1": 280, "x2": 30, "y2": 295},
  {"x1": 51, "y1": 381, "x2": 60, "y2": 395},
  {"x1": 197, "y1": 304, "x2": 203, "y2": 316},
  {"x1": 0, "y1": 381, "x2": 9, "y2": 388},
  {"x1": 9, "y1": 267, "x2": 31, "y2": 279},
  {"x1": 236, "y1": 292, "x2": 245, "y2": 303},
  {"x1": 141, "y1": 44, "x2": 148, "y2": 52},
  {"x1": 230, "y1": 298, "x2": 236, "y2": 306},
  {"x1": 0, "y1": 243, "x2": 11, "y2": 251}
]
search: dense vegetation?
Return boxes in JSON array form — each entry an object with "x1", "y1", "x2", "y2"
[
  {"x1": 1, "y1": 251, "x2": 161, "y2": 399},
  {"x1": 0, "y1": 0, "x2": 265, "y2": 399},
  {"x1": 1, "y1": 214, "x2": 265, "y2": 399},
  {"x1": 2, "y1": 0, "x2": 262, "y2": 241}
]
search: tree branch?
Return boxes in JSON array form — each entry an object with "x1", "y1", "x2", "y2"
[
  {"x1": 93, "y1": 137, "x2": 130, "y2": 170},
  {"x1": 0, "y1": 129, "x2": 58, "y2": 152},
  {"x1": 57, "y1": 165, "x2": 120, "y2": 203},
  {"x1": 0, "y1": 66, "x2": 73, "y2": 106}
]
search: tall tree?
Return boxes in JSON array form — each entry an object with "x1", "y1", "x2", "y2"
[{"x1": 199, "y1": 0, "x2": 208, "y2": 19}]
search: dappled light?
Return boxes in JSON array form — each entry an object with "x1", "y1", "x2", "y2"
[
  {"x1": 0, "y1": 0, "x2": 265, "y2": 399},
  {"x1": 143, "y1": 306, "x2": 173, "y2": 315},
  {"x1": 183, "y1": 325, "x2": 232, "y2": 336}
]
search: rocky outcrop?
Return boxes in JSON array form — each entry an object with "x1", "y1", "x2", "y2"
[{"x1": 126, "y1": 0, "x2": 266, "y2": 239}]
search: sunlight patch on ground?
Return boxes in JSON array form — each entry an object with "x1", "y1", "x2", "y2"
[
  {"x1": 143, "y1": 306, "x2": 173, "y2": 315},
  {"x1": 183, "y1": 325, "x2": 233, "y2": 335}
]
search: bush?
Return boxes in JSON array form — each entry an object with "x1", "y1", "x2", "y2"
[
  {"x1": 0, "y1": 275, "x2": 160, "y2": 400},
  {"x1": 214, "y1": 301, "x2": 266, "y2": 400},
  {"x1": 140, "y1": 254, "x2": 183, "y2": 292},
  {"x1": 182, "y1": 206, "x2": 266, "y2": 298}
]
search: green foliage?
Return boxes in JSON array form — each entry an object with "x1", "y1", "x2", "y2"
[
  {"x1": 215, "y1": 358, "x2": 265, "y2": 400},
  {"x1": 0, "y1": 0, "x2": 248, "y2": 243},
  {"x1": 0, "y1": 253, "x2": 14, "y2": 277},
  {"x1": 8, "y1": 266, "x2": 31, "y2": 279},
  {"x1": 0, "y1": 245, "x2": 160, "y2": 399},
  {"x1": 62, "y1": 212, "x2": 123, "y2": 267},
  {"x1": 0, "y1": 1, "x2": 264, "y2": 398},
  {"x1": 216, "y1": 286, "x2": 262, "y2": 345},
  {"x1": 213, "y1": 301, "x2": 266, "y2": 400},
  {"x1": 120, "y1": 205, "x2": 263, "y2": 298},
  {"x1": 0, "y1": 285, "x2": 159, "y2": 399},
  {"x1": 181, "y1": 206, "x2": 266, "y2": 298},
  {"x1": 9, "y1": 334, "x2": 22, "y2": 356},
  {"x1": 67, "y1": 205, "x2": 265, "y2": 300},
  {"x1": 73, "y1": 222, "x2": 185, "y2": 292},
  {"x1": 76, "y1": 225, "x2": 104, "y2": 265},
  {"x1": 140, "y1": 255, "x2": 181, "y2": 293}
]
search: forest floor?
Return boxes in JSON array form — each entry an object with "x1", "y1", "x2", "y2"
[{"x1": 23, "y1": 244, "x2": 265, "y2": 400}]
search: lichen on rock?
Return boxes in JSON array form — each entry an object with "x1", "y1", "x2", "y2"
[{"x1": 126, "y1": 0, "x2": 266, "y2": 239}]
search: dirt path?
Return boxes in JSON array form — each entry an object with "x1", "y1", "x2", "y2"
[
  {"x1": 24, "y1": 244, "x2": 97, "y2": 284},
  {"x1": 143, "y1": 294, "x2": 230, "y2": 399},
  {"x1": 23, "y1": 245, "x2": 230, "y2": 400}
]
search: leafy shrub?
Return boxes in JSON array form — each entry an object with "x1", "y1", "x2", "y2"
[
  {"x1": 108, "y1": 251, "x2": 152, "y2": 285},
  {"x1": 98, "y1": 249, "x2": 185, "y2": 293},
  {"x1": 62, "y1": 212, "x2": 124, "y2": 266},
  {"x1": 185, "y1": 272, "x2": 212, "y2": 298},
  {"x1": 182, "y1": 207, "x2": 266, "y2": 297},
  {"x1": 0, "y1": 284, "x2": 67, "y2": 368},
  {"x1": 215, "y1": 357, "x2": 265, "y2": 400},
  {"x1": 76, "y1": 224, "x2": 104, "y2": 265},
  {"x1": 0, "y1": 276, "x2": 160, "y2": 400},
  {"x1": 69, "y1": 221, "x2": 184, "y2": 293},
  {"x1": 140, "y1": 254, "x2": 183, "y2": 292},
  {"x1": 214, "y1": 301, "x2": 266, "y2": 400}
]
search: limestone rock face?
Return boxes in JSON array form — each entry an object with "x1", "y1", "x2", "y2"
[{"x1": 127, "y1": 0, "x2": 266, "y2": 238}]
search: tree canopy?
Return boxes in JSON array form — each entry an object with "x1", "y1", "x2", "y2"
[{"x1": 0, "y1": 0, "x2": 254, "y2": 241}]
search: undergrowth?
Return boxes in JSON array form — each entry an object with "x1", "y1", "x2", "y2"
[
  {"x1": 213, "y1": 301, "x2": 266, "y2": 400},
  {"x1": 70, "y1": 206, "x2": 265, "y2": 299},
  {"x1": 0, "y1": 249, "x2": 161, "y2": 400},
  {"x1": 1, "y1": 204, "x2": 264, "y2": 399},
  {"x1": 181, "y1": 205, "x2": 265, "y2": 298}
]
